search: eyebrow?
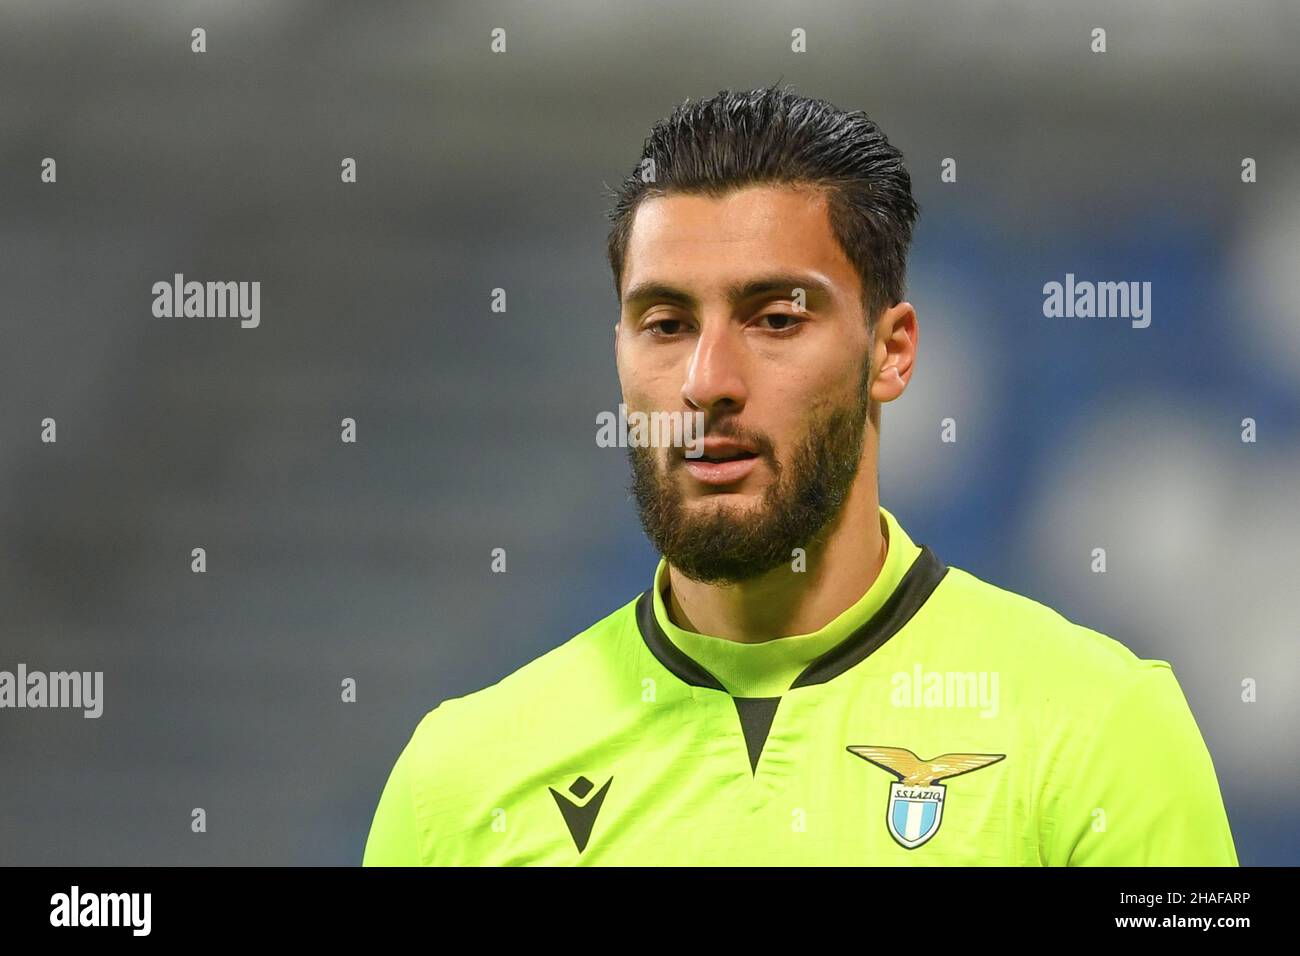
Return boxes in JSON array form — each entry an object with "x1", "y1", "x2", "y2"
[{"x1": 621, "y1": 274, "x2": 834, "y2": 310}]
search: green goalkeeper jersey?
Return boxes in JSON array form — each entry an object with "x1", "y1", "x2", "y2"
[{"x1": 363, "y1": 506, "x2": 1238, "y2": 866}]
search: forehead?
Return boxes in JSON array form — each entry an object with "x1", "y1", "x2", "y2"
[{"x1": 620, "y1": 184, "x2": 860, "y2": 300}]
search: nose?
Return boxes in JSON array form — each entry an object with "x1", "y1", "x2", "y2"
[{"x1": 681, "y1": 322, "x2": 748, "y2": 415}]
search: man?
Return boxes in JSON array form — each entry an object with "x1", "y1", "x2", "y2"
[{"x1": 363, "y1": 85, "x2": 1237, "y2": 866}]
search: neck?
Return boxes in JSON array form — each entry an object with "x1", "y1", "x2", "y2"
[{"x1": 666, "y1": 469, "x2": 886, "y2": 644}]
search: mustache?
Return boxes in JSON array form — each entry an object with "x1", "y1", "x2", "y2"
[{"x1": 671, "y1": 418, "x2": 774, "y2": 465}]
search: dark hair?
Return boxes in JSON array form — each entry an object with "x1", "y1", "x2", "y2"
[{"x1": 605, "y1": 83, "x2": 919, "y2": 323}]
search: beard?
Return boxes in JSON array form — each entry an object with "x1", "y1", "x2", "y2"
[{"x1": 628, "y1": 356, "x2": 872, "y2": 586}]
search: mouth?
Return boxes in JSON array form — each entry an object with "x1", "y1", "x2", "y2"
[{"x1": 682, "y1": 445, "x2": 760, "y2": 487}]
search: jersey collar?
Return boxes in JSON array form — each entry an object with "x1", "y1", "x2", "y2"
[{"x1": 635, "y1": 506, "x2": 948, "y2": 694}]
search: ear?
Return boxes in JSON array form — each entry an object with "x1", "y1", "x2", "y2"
[{"x1": 868, "y1": 301, "x2": 917, "y2": 405}]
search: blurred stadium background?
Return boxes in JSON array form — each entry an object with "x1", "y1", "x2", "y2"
[{"x1": 0, "y1": 0, "x2": 1296, "y2": 864}]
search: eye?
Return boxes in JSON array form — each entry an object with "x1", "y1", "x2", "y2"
[
  {"x1": 646, "y1": 317, "x2": 689, "y2": 337},
  {"x1": 754, "y1": 312, "x2": 803, "y2": 332}
]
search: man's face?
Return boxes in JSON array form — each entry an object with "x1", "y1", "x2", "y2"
[{"x1": 615, "y1": 184, "x2": 875, "y2": 585}]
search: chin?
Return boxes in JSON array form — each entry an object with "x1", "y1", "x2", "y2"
[{"x1": 683, "y1": 489, "x2": 765, "y2": 511}]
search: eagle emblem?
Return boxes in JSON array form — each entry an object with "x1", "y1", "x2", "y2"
[{"x1": 847, "y1": 745, "x2": 1005, "y2": 849}]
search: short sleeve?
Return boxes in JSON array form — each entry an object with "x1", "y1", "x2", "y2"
[
  {"x1": 1041, "y1": 662, "x2": 1238, "y2": 866},
  {"x1": 362, "y1": 721, "x2": 429, "y2": 867}
]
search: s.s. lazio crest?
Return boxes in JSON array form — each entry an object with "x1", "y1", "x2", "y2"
[{"x1": 846, "y1": 745, "x2": 1005, "y2": 849}]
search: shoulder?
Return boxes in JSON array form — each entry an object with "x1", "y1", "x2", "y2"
[
  {"x1": 929, "y1": 562, "x2": 1213, "y2": 790},
  {"x1": 399, "y1": 593, "x2": 644, "y2": 766},
  {"x1": 928, "y1": 562, "x2": 1165, "y2": 695},
  {"x1": 923, "y1": 561, "x2": 1197, "y2": 753},
  {"x1": 929, "y1": 564, "x2": 1225, "y2": 797}
]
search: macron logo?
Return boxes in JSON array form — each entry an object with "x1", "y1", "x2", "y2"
[{"x1": 549, "y1": 775, "x2": 612, "y2": 853}]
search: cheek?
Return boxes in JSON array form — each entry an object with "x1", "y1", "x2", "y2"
[
  {"x1": 615, "y1": 351, "x2": 644, "y2": 406},
  {"x1": 620, "y1": 363, "x2": 682, "y2": 411},
  {"x1": 759, "y1": 363, "x2": 856, "y2": 451},
  {"x1": 619, "y1": 379, "x2": 653, "y2": 413},
  {"x1": 791, "y1": 350, "x2": 864, "y2": 407}
]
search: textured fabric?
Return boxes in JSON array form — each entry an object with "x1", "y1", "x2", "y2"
[
  {"x1": 649, "y1": 505, "x2": 921, "y2": 697},
  {"x1": 363, "y1": 506, "x2": 1238, "y2": 867}
]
